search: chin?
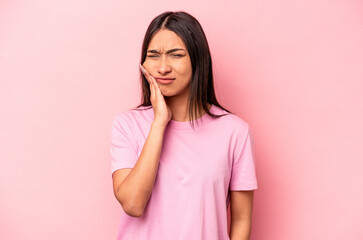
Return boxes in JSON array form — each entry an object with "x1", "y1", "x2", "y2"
[
  {"x1": 159, "y1": 85, "x2": 187, "y2": 98},
  {"x1": 160, "y1": 91, "x2": 174, "y2": 97},
  {"x1": 163, "y1": 89, "x2": 182, "y2": 98}
]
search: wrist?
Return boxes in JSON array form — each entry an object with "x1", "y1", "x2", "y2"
[{"x1": 151, "y1": 121, "x2": 168, "y2": 130}]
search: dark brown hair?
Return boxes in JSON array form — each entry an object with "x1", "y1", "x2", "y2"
[{"x1": 134, "y1": 11, "x2": 232, "y2": 129}]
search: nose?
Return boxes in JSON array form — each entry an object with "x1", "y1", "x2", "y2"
[{"x1": 157, "y1": 56, "x2": 172, "y2": 75}]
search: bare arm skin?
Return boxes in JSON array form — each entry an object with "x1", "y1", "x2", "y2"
[
  {"x1": 112, "y1": 64, "x2": 171, "y2": 217},
  {"x1": 112, "y1": 121, "x2": 166, "y2": 217},
  {"x1": 229, "y1": 190, "x2": 255, "y2": 240}
]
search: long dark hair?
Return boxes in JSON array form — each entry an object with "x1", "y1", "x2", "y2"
[{"x1": 134, "y1": 11, "x2": 233, "y2": 129}]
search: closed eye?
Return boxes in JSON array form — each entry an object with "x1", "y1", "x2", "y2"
[{"x1": 146, "y1": 54, "x2": 185, "y2": 58}]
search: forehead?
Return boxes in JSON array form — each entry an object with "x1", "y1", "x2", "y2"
[{"x1": 147, "y1": 29, "x2": 186, "y2": 50}]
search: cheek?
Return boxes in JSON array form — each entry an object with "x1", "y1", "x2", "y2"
[
  {"x1": 142, "y1": 59, "x2": 152, "y2": 68},
  {"x1": 142, "y1": 60, "x2": 158, "y2": 73},
  {"x1": 176, "y1": 60, "x2": 192, "y2": 76}
]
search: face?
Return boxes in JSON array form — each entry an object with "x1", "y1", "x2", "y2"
[{"x1": 142, "y1": 29, "x2": 192, "y2": 97}]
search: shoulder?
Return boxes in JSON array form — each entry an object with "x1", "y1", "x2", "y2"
[
  {"x1": 212, "y1": 106, "x2": 250, "y2": 133},
  {"x1": 113, "y1": 105, "x2": 153, "y2": 125},
  {"x1": 111, "y1": 106, "x2": 153, "y2": 142}
]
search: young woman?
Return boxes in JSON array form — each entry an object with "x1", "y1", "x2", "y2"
[{"x1": 110, "y1": 11, "x2": 258, "y2": 240}]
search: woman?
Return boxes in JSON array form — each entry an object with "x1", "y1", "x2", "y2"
[{"x1": 110, "y1": 11, "x2": 258, "y2": 240}]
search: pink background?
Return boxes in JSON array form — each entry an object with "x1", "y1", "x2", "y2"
[{"x1": 1, "y1": 0, "x2": 362, "y2": 239}]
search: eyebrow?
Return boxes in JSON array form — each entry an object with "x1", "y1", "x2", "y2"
[{"x1": 147, "y1": 48, "x2": 186, "y2": 54}]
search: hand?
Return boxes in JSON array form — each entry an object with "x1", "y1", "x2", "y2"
[{"x1": 140, "y1": 64, "x2": 172, "y2": 127}]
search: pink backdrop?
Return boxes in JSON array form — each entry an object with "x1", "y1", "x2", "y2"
[{"x1": 1, "y1": 0, "x2": 362, "y2": 239}]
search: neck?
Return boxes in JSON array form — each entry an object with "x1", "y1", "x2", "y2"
[
  {"x1": 165, "y1": 95, "x2": 189, "y2": 122},
  {"x1": 165, "y1": 96, "x2": 211, "y2": 122}
]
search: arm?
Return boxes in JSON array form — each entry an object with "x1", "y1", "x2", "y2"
[
  {"x1": 112, "y1": 121, "x2": 166, "y2": 217},
  {"x1": 112, "y1": 63, "x2": 171, "y2": 217},
  {"x1": 229, "y1": 190, "x2": 255, "y2": 240}
]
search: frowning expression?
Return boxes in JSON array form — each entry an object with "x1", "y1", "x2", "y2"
[{"x1": 142, "y1": 29, "x2": 192, "y2": 97}]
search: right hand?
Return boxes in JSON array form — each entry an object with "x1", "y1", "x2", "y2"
[{"x1": 140, "y1": 64, "x2": 172, "y2": 127}]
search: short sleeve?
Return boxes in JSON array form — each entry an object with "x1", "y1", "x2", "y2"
[
  {"x1": 230, "y1": 124, "x2": 258, "y2": 191},
  {"x1": 110, "y1": 113, "x2": 138, "y2": 176}
]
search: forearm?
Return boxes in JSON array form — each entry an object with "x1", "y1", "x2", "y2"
[
  {"x1": 116, "y1": 122, "x2": 166, "y2": 216},
  {"x1": 229, "y1": 219, "x2": 252, "y2": 240}
]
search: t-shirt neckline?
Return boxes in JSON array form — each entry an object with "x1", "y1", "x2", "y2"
[{"x1": 144, "y1": 104, "x2": 217, "y2": 130}]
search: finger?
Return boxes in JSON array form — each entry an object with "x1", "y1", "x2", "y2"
[
  {"x1": 140, "y1": 65, "x2": 152, "y2": 82},
  {"x1": 141, "y1": 71, "x2": 151, "y2": 84},
  {"x1": 149, "y1": 77, "x2": 155, "y2": 97},
  {"x1": 150, "y1": 75, "x2": 159, "y2": 89},
  {"x1": 151, "y1": 76, "x2": 164, "y2": 98},
  {"x1": 153, "y1": 77, "x2": 162, "y2": 94}
]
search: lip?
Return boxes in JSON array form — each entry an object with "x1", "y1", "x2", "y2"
[{"x1": 155, "y1": 77, "x2": 175, "y2": 84}]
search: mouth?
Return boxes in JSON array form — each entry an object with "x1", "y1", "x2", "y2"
[{"x1": 155, "y1": 78, "x2": 175, "y2": 84}]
